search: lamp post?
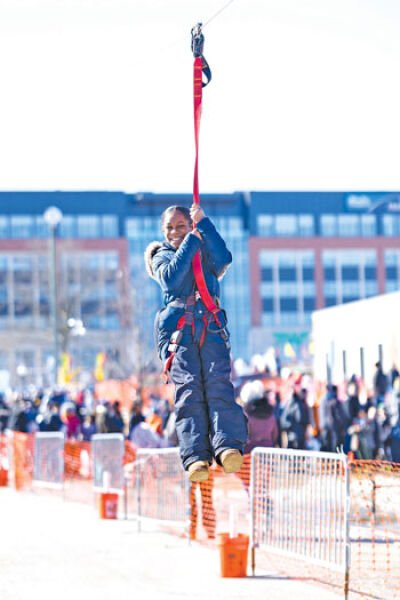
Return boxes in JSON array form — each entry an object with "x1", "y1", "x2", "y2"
[
  {"x1": 68, "y1": 318, "x2": 86, "y2": 373},
  {"x1": 44, "y1": 206, "x2": 63, "y2": 385}
]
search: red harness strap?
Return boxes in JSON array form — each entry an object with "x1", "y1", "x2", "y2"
[{"x1": 192, "y1": 55, "x2": 222, "y2": 327}]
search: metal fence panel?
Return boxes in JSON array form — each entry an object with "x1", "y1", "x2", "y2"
[
  {"x1": 133, "y1": 448, "x2": 189, "y2": 532},
  {"x1": 33, "y1": 432, "x2": 64, "y2": 490},
  {"x1": 92, "y1": 433, "x2": 125, "y2": 494},
  {"x1": 250, "y1": 448, "x2": 350, "y2": 575}
]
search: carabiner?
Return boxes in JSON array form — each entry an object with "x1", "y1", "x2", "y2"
[{"x1": 191, "y1": 23, "x2": 204, "y2": 58}]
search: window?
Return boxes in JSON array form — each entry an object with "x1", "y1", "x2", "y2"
[
  {"x1": 261, "y1": 267, "x2": 273, "y2": 282},
  {"x1": 342, "y1": 281, "x2": 360, "y2": 296},
  {"x1": 258, "y1": 214, "x2": 314, "y2": 237},
  {"x1": 278, "y1": 267, "x2": 296, "y2": 281},
  {"x1": 361, "y1": 215, "x2": 376, "y2": 236},
  {"x1": 35, "y1": 217, "x2": 48, "y2": 238},
  {"x1": 323, "y1": 282, "x2": 338, "y2": 296},
  {"x1": 302, "y1": 267, "x2": 314, "y2": 281},
  {"x1": 386, "y1": 266, "x2": 397, "y2": 280},
  {"x1": 102, "y1": 216, "x2": 118, "y2": 238},
  {"x1": 365, "y1": 281, "x2": 378, "y2": 296},
  {"x1": 324, "y1": 267, "x2": 336, "y2": 281},
  {"x1": 13, "y1": 257, "x2": 33, "y2": 284},
  {"x1": 278, "y1": 282, "x2": 298, "y2": 296},
  {"x1": 275, "y1": 215, "x2": 297, "y2": 237},
  {"x1": 338, "y1": 215, "x2": 360, "y2": 237},
  {"x1": 0, "y1": 217, "x2": 9, "y2": 238},
  {"x1": 384, "y1": 250, "x2": 398, "y2": 266},
  {"x1": 280, "y1": 297, "x2": 297, "y2": 311},
  {"x1": 257, "y1": 215, "x2": 273, "y2": 237},
  {"x1": 104, "y1": 252, "x2": 119, "y2": 271},
  {"x1": 304, "y1": 297, "x2": 315, "y2": 311},
  {"x1": 10, "y1": 216, "x2": 34, "y2": 239},
  {"x1": 59, "y1": 216, "x2": 76, "y2": 238},
  {"x1": 261, "y1": 313, "x2": 275, "y2": 327},
  {"x1": 280, "y1": 312, "x2": 299, "y2": 325},
  {"x1": 365, "y1": 266, "x2": 377, "y2": 280},
  {"x1": 262, "y1": 298, "x2": 274, "y2": 312},
  {"x1": 125, "y1": 217, "x2": 159, "y2": 239},
  {"x1": 77, "y1": 216, "x2": 100, "y2": 238},
  {"x1": 321, "y1": 215, "x2": 337, "y2": 237},
  {"x1": 386, "y1": 281, "x2": 398, "y2": 293},
  {"x1": 325, "y1": 297, "x2": 337, "y2": 307},
  {"x1": 342, "y1": 296, "x2": 359, "y2": 304},
  {"x1": 342, "y1": 266, "x2": 359, "y2": 280},
  {"x1": 298, "y1": 214, "x2": 314, "y2": 237},
  {"x1": 383, "y1": 215, "x2": 399, "y2": 237}
]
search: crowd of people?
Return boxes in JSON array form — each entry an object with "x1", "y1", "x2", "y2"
[{"x1": 0, "y1": 360, "x2": 399, "y2": 463}]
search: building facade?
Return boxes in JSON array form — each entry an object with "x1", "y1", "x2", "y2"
[
  {"x1": 0, "y1": 192, "x2": 250, "y2": 386},
  {"x1": 248, "y1": 191, "x2": 400, "y2": 360},
  {"x1": 0, "y1": 190, "x2": 399, "y2": 386}
]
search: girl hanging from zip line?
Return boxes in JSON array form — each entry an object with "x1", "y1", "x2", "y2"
[{"x1": 145, "y1": 203, "x2": 247, "y2": 482}]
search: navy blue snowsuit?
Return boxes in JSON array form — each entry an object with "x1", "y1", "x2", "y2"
[{"x1": 149, "y1": 217, "x2": 247, "y2": 470}]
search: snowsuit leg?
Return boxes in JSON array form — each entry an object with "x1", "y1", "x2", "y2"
[
  {"x1": 200, "y1": 332, "x2": 247, "y2": 460},
  {"x1": 170, "y1": 338, "x2": 213, "y2": 469},
  {"x1": 170, "y1": 327, "x2": 247, "y2": 470}
]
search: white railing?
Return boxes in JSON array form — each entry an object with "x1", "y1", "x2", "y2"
[
  {"x1": 33, "y1": 432, "x2": 65, "y2": 490},
  {"x1": 132, "y1": 448, "x2": 190, "y2": 537},
  {"x1": 250, "y1": 448, "x2": 350, "y2": 596},
  {"x1": 92, "y1": 433, "x2": 125, "y2": 495}
]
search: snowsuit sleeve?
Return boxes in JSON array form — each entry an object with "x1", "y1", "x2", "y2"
[
  {"x1": 196, "y1": 217, "x2": 232, "y2": 277},
  {"x1": 152, "y1": 233, "x2": 201, "y2": 294}
]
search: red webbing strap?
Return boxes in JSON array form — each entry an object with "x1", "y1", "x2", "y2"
[{"x1": 192, "y1": 56, "x2": 221, "y2": 325}]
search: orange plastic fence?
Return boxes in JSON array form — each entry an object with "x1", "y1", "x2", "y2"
[{"x1": 1, "y1": 432, "x2": 399, "y2": 599}]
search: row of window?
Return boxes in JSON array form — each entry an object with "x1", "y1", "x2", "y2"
[
  {"x1": 257, "y1": 213, "x2": 400, "y2": 237},
  {"x1": 3, "y1": 212, "x2": 400, "y2": 240},
  {"x1": 0, "y1": 215, "x2": 119, "y2": 239},
  {"x1": 263, "y1": 297, "x2": 315, "y2": 312}
]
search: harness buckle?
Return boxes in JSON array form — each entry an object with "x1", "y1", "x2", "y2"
[{"x1": 168, "y1": 329, "x2": 183, "y2": 353}]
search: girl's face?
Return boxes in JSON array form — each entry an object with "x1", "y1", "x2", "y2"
[{"x1": 162, "y1": 210, "x2": 191, "y2": 249}]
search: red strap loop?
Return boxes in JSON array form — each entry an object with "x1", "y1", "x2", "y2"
[{"x1": 192, "y1": 56, "x2": 221, "y2": 325}]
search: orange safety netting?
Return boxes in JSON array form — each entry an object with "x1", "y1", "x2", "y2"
[{"x1": 6, "y1": 431, "x2": 35, "y2": 491}]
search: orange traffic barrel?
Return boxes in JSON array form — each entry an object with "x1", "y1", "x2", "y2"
[
  {"x1": 98, "y1": 493, "x2": 118, "y2": 519},
  {"x1": 217, "y1": 533, "x2": 249, "y2": 577}
]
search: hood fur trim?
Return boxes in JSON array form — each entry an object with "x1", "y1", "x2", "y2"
[
  {"x1": 144, "y1": 239, "x2": 229, "y2": 281},
  {"x1": 144, "y1": 241, "x2": 164, "y2": 280}
]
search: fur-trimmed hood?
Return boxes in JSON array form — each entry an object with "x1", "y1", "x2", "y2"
[
  {"x1": 144, "y1": 240, "x2": 164, "y2": 280},
  {"x1": 144, "y1": 239, "x2": 229, "y2": 281}
]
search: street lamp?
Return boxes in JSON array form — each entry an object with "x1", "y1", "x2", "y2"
[{"x1": 43, "y1": 206, "x2": 63, "y2": 386}]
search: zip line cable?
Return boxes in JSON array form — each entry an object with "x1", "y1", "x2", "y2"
[
  {"x1": 130, "y1": 0, "x2": 237, "y2": 69},
  {"x1": 203, "y1": 0, "x2": 236, "y2": 28}
]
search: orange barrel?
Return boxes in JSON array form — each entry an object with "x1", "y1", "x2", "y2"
[
  {"x1": 98, "y1": 493, "x2": 119, "y2": 519},
  {"x1": 0, "y1": 468, "x2": 8, "y2": 487},
  {"x1": 217, "y1": 533, "x2": 249, "y2": 577}
]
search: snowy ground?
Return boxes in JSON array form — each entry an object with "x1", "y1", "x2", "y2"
[{"x1": 0, "y1": 488, "x2": 341, "y2": 600}]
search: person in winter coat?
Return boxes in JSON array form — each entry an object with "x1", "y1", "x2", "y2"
[
  {"x1": 280, "y1": 378, "x2": 311, "y2": 450},
  {"x1": 373, "y1": 362, "x2": 388, "y2": 407},
  {"x1": 145, "y1": 204, "x2": 247, "y2": 482},
  {"x1": 243, "y1": 392, "x2": 279, "y2": 454},
  {"x1": 319, "y1": 384, "x2": 350, "y2": 453}
]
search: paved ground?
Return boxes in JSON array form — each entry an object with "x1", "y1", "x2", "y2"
[{"x1": 0, "y1": 488, "x2": 341, "y2": 600}]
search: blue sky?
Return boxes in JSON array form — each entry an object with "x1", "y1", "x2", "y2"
[{"x1": 0, "y1": 0, "x2": 399, "y2": 193}]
